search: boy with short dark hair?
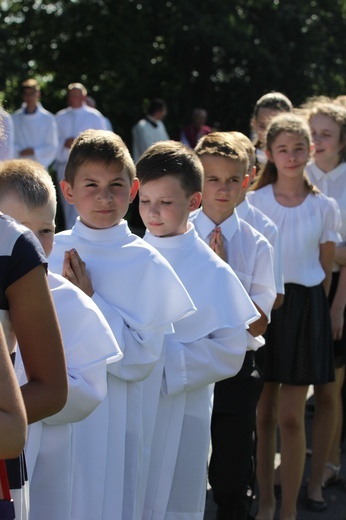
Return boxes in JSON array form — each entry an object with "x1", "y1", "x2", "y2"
[
  {"x1": 136, "y1": 139, "x2": 259, "y2": 520},
  {"x1": 49, "y1": 129, "x2": 195, "y2": 520},
  {"x1": 192, "y1": 131, "x2": 276, "y2": 520}
]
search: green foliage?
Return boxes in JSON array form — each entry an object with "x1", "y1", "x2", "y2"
[{"x1": 1, "y1": 0, "x2": 346, "y2": 143}]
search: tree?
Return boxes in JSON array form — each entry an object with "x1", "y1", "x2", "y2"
[{"x1": 1, "y1": 0, "x2": 346, "y2": 143}]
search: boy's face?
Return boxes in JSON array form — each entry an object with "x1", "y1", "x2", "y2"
[
  {"x1": 199, "y1": 154, "x2": 249, "y2": 225},
  {"x1": 61, "y1": 161, "x2": 139, "y2": 229},
  {"x1": 139, "y1": 175, "x2": 201, "y2": 237},
  {"x1": 0, "y1": 192, "x2": 55, "y2": 257}
]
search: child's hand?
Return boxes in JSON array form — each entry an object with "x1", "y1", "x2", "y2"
[
  {"x1": 62, "y1": 249, "x2": 94, "y2": 297},
  {"x1": 209, "y1": 227, "x2": 227, "y2": 262},
  {"x1": 330, "y1": 302, "x2": 344, "y2": 341}
]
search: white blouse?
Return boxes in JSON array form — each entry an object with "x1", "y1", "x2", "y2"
[
  {"x1": 306, "y1": 161, "x2": 346, "y2": 241},
  {"x1": 248, "y1": 184, "x2": 341, "y2": 286}
]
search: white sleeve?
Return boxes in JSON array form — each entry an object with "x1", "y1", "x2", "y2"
[
  {"x1": 33, "y1": 117, "x2": 59, "y2": 168},
  {"x1": 93, "y1": 292, "x2": 167, "y2": 382},
  {"x1": 247, "y1": 240, "x2": 276, "y2": 319},
  {"x1": 43, "y1": 360, "x2": 107, "y2": 425},
  {"x1": 162, "y1": 326, "x2": 247, "y2": 396}
]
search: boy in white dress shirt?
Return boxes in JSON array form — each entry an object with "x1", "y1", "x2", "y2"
[
  {"x1": 191, "y1": 131, "x2": 276, "y2": 520},
  {"x1": 136, "y1": 140, "x2": 259, "y2": 520},
  {"x1": 48, "y1": 129, "x2": 195, "y2": 520}
]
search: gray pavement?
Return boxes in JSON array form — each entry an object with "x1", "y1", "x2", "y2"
[{"x1": 204, "y1": 394, "x2": 346, "y2": 520}]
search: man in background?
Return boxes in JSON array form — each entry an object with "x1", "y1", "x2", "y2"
[{"x1": 12, "y1": 79, "x2": 58, "y2": 169}]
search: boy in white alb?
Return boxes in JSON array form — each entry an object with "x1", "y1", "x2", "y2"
[
  {"x1": 136, "y1": 140, "x2": 259, "y2": 520},
  {"x1": 48, "y1": 130, "x2": 195, "y2": 520},
  {"x1": 191, "y1": 132, "x2": 276, "y2": 520},
  {"x1": 0, "y1": 159, "x2": 123, "y2": 520}
]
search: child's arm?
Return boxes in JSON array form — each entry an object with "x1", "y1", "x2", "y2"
[
  {"x1": 334, "y1": 244, "x2": 346, "y2": 266},
  {"x1": 7, "y1": 265, "x2": 68, "y2": 424},
  {"x1": 162, "y1": 325, "x2": 247, "y2": 396},
  {"x1": 319, "y1": 241, "x2": 335, "y2": 296},
  {"x1": 248, "y1": 303, "x2": 268, "y2": 337},
  {"x1": 0, "y1": 324, "x2": 27, "y2": 459},
  {"x1": 330, "y1": 266, "x2": 346, "y2": 341}
]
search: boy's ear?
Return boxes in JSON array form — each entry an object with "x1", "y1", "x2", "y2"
[
  {"x1": 129, "y1": 178, "x2": 139, "y2": 203},
  {"x1": 60, "y1": 179, "x2": 74, "y2": 205},
  {"x1": 241, "y1": 174, "x2": 250, "y2": 190},
  {"x1": 189, "y1": 192, "x2": 202, "y2": 211}
]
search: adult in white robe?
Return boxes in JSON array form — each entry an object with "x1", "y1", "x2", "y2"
[
  {"x1": 15, "y1": 272, "x2": 122, "y2": 520},
  {"x1": 142, "y1": 224, "x2": 260, "y2": 520},
  {"x1": 12, "y1": 103, "x2": 58, "y2": 169},
  {"x1": 48, "y1": 218, "x2": 195, "y2": 520}
]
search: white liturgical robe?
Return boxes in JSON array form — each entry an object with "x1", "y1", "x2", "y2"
[
  {"x1": 49, "y1": 218, "x2": 195, "y2": 520},
  {"x1": 16, "y1": 272, "x2": 122, "y2": 520},
  {"x1": 142, "y1": 224, "x2": 259, "y2": 520},
  {"x1": 12, "y1": 103, "x2": 58, "y2": 168}
]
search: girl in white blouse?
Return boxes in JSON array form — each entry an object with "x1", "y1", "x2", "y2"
[
  {"x1": 248, "y1": 113, "x2": 341, "y2": 520},
  {"x1": 306, "y1": 102, "x2": 346, "y2": 493}
]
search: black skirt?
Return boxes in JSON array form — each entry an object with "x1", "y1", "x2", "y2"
[
  {"x1": 329, "y1": 271, "x2": 346, "y2": 368},
  {"x1": 262, "y1": 283, "x2": 335, "y2": 385}
]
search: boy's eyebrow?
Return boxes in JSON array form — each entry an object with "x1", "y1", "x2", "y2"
[
  {"x1": 204, "y1": 172, "x2": 243, "y2": 177},
  {"x1": 275, "y1": 140, "x2": 306, "y2": 148},
  {"x1": 140, "y1": 193, "x2": 176, "y2": 199},
  {"x1": 82, "y1": 175, "x2": 125, "y2": 181},
  {"x1": 22, "y1": 219, "x2": 55, "y2": 227}
]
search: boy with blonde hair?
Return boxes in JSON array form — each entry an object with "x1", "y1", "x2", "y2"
[
  {"x1": 192, "y1": 131, "x2": 276, "y2": 520},
  {"x1": 49, "y1": 130, "x2": 195, "y2": 520},
  {"x1": 0, "y1": 158, "x2": 122, "y2": 520}
]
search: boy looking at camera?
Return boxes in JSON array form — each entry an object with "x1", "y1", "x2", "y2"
[{"x1": 49, "y1": 130, "x2": 195, "y2": 520}]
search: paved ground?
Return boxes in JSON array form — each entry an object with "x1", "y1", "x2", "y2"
[{"x1": 204, "y1": 393, "x2": 346, "y2": 520}]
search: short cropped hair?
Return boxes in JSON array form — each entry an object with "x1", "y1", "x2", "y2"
[
  {"x1": 21, "y1": 79, "x2": 40, "y2": 93},
  {"x1": 65, "y1": 129, "x2": 136, "y2": 185},
  {"x1": 67, "y1": 82, "x2": 87, "y2": 96},
  {"x1": 195, "y1": 132, "x2": 249, "y2": 176},
  {"x1": 136, "y1": 140, "x2": 203, "y2": 195},
  {"x1": 0, "y1": 159, "x2": 56, "y2": 209},
  {"x1": 228, "y1": 132, "x2": 256, "y2": 174}
]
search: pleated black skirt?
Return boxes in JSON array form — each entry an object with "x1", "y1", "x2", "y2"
[{"x1": 262, "y1": 283, "x2": 335, "y2": 385}]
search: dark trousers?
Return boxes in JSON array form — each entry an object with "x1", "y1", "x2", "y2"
[{"x1": 208, "y1": 352, "x2": 263, "y2": 520}]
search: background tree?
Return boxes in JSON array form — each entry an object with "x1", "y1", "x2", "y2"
[{"x1": 1, "y1": 0, "x2": 346, "y2": 145}]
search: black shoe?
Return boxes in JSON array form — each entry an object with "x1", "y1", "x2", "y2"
[{"x1": 306, "y1": 496, "x2": 327, "y2": 512}]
